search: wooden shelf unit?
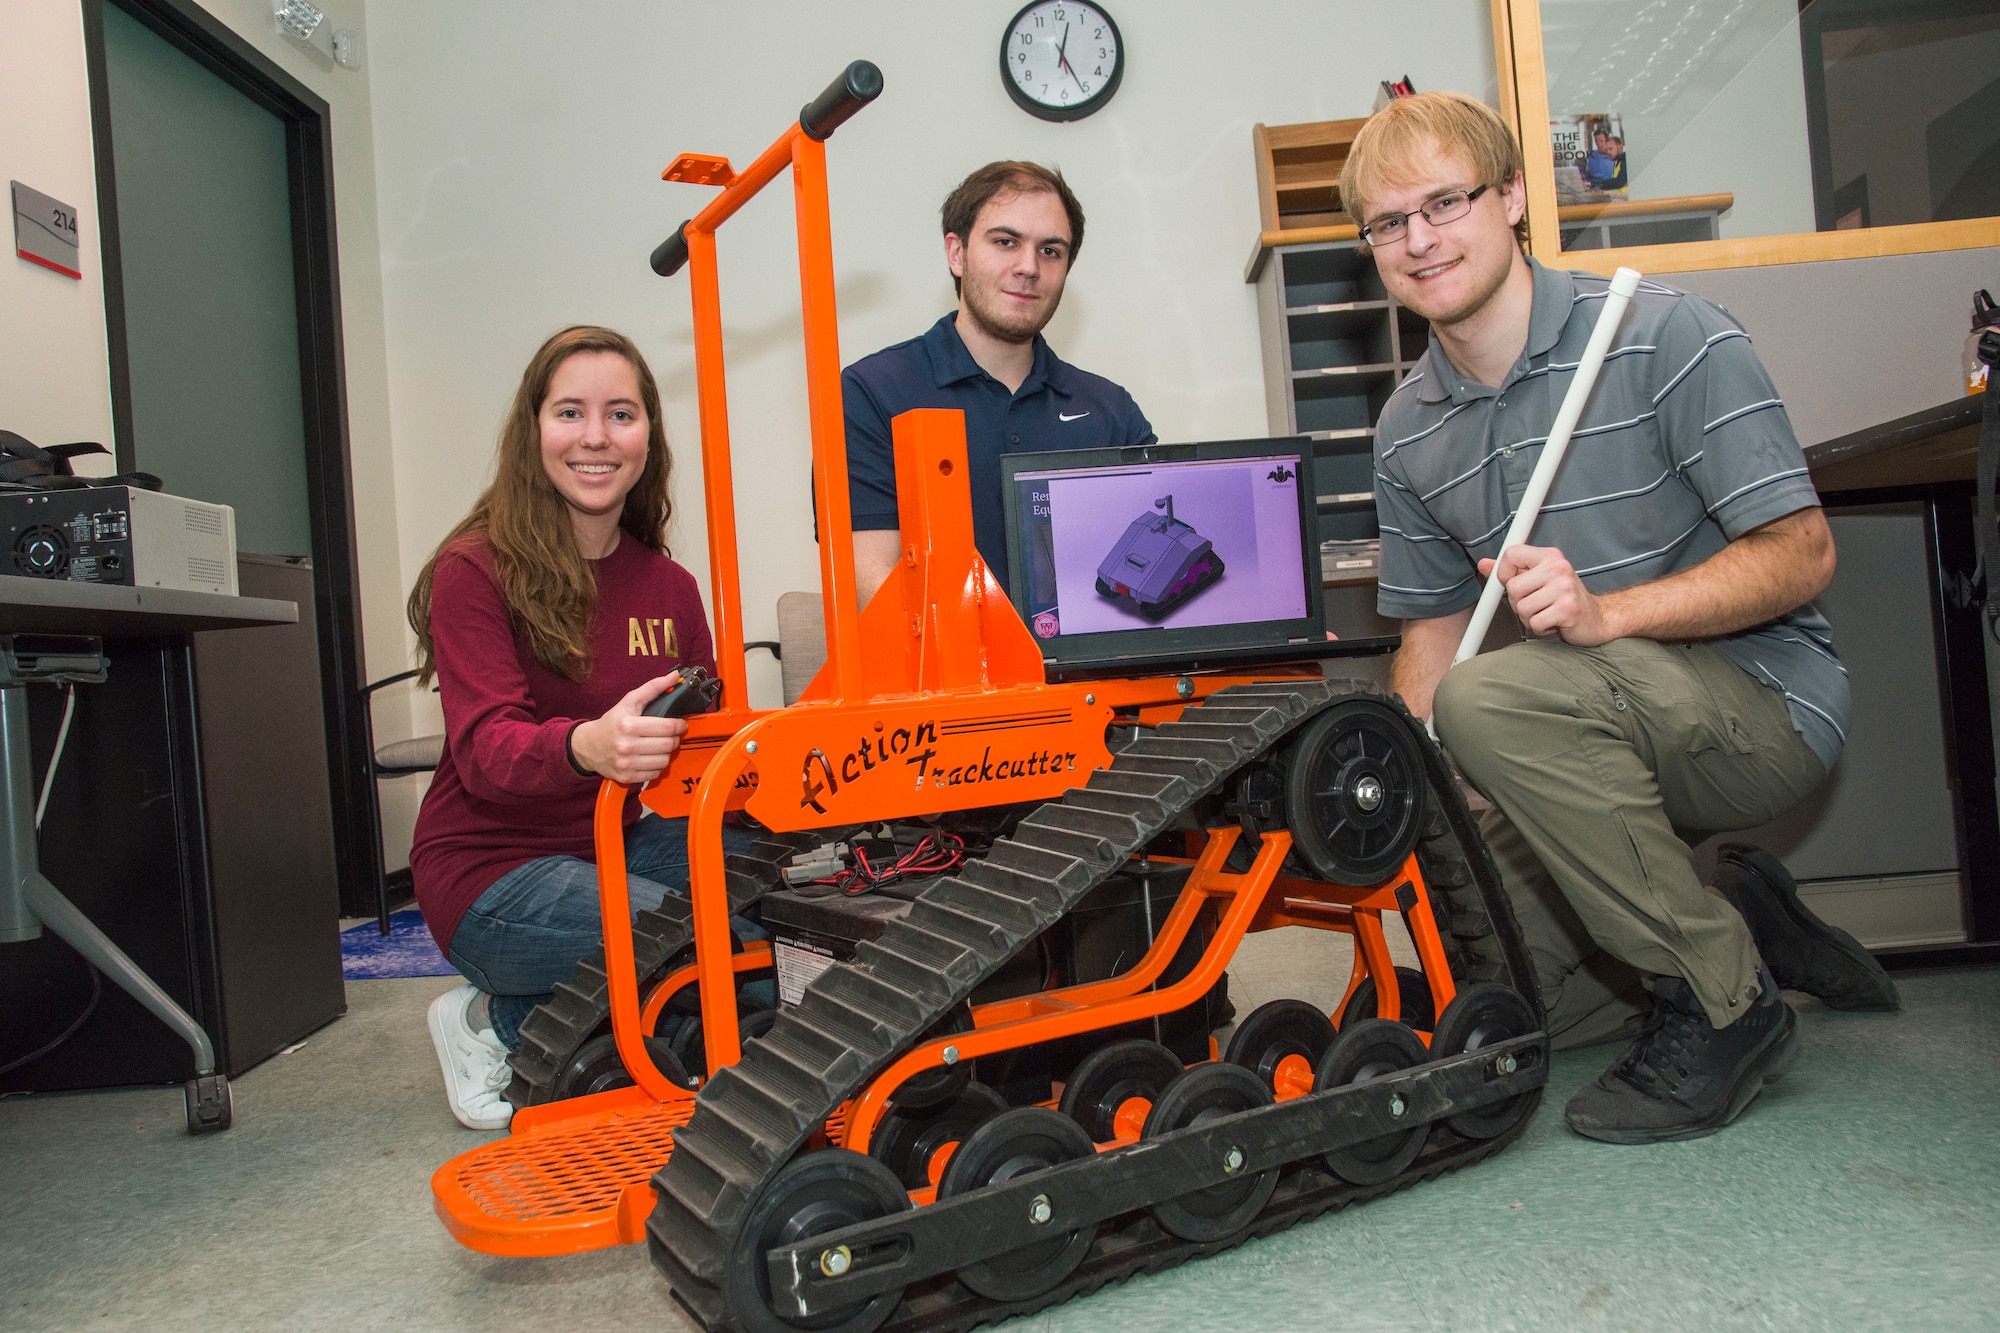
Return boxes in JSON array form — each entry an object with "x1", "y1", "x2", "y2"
[
  {"x1": 1252, "y1": 117, "x2": 1368, "y2": 234},
  {"x1": 1253, "y1": 240, "x2": 1428, "y2": 572}
]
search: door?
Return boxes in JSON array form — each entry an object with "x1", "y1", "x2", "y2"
[
  {"x1": 98, "y1": 1, "x2": 313, "y2": 556},
  {"x1": 86, "y1": 0, "x2": 375, "y2": 915}
]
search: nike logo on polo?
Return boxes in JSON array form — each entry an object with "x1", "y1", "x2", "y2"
[{"x1": 1059, "y1": 412, "x2": 1090, "y2": 422}]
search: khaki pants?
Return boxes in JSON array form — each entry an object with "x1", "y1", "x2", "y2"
[{"x1": 1433, "y1": 638, "x2": 1826, "y2": 1043}]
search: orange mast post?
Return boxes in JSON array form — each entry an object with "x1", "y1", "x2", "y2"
[{"x1": 645, "y1": 61, "x2": 886, "y2": 1081}]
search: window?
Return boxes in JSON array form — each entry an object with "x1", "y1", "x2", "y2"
[{"x1": 1496, "y1": 0, "x2": 2000, "y2": 272}]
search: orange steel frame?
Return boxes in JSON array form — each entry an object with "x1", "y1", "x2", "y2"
[{"x1": 433, "y1": 99, "x2": 1457, "y2": 1259}]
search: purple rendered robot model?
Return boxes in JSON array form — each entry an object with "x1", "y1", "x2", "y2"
[{"x1": 1095, "y1": 494, "x2": 1226, "y2": 621}]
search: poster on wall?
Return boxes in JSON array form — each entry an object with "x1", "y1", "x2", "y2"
[
  {"x1": 1550, "y1": 114, "x2": 1628, "y2": 204},
  {"x1": 12, "y1": 181, "x2": 81, "y2": 279}
]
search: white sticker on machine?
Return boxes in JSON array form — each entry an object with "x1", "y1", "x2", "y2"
[{"x1": 773, "y1": 935, "x2": 839, "y2": 1006}]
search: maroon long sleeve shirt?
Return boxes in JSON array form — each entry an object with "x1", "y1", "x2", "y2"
[{"x1": 410, "y1": 535, "x2": 715, "y2": 954}]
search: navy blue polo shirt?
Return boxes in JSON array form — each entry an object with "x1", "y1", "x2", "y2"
[{"x1": 842, "y1": 314, "x2": 1156, "y2": 593}]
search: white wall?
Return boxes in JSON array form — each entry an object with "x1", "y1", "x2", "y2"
[
  {"x1": 0, "y1": 0, "x2": 412, "y2": 872},
  {"x1": 364, "y1": 0, "x2": 1499, "y2": 710},
  {"x1": 1, "y1": 3, "x2": 115, "y2": 468}
]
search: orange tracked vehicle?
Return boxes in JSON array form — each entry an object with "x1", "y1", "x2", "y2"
[{"x1": 432, "y1": 61, "x2": 1549, "y2": 1333}]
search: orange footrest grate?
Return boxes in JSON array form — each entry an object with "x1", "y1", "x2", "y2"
[{"x1": 432, "y1": 1093, "x2": 694, "y2": 1257}]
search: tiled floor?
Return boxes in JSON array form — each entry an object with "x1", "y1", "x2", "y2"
[{"x1": 2, "y1": 957, "x2": 1995, "y2": 1331}]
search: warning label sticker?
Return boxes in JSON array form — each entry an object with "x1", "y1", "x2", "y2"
[{"x1": 773, "y1": 936, "x2": 839, "y2": 1006}]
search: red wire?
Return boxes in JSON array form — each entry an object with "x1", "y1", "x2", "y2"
[{"x1": 812, "y1": 830, "x2": 967, "y2": 895}]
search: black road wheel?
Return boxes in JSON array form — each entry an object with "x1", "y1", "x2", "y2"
[
  {"x1": 671, "y1": 1004, "x2": 777, "y2": 1081},
  {"x1": 880, "y1": 1002, "x2": 975, "y2": 1111},
  {"x1": 551, "y1": 1032, "x2": 699, "y2": 1099},
  {"x1": 867, "y1": 1080, "x2": 1007, "y2": 1189},
  {"x1": 1223, "y1": 999, "x2": 1336, "y2": 1098},
  {"x1": 937, "y1": 1106, "x2": 1098, "y2": 1301},
  {"x1": 1057, "y1": 1038, "x2": 1184, "y2": 1142},
  {"x1": 1314, "y1": 1017, "x2": 1431, "y2": 1185},
  {"x1": 1429, "y1": 981, "x2": 1540, "y2": 1140},
  {"x1": 1284, "y1": 700, "x2": 1425, "y2": 884},
  {"x1": 725, "y1": 1149, "x2": 910, "y2": 1333},
  {"x1": 1141, "y1": 1063, "x2": 1279, "y2": 1242},
  {"x1": 1337, "y1": 966, "x2": 1438, "y2": 1033}
]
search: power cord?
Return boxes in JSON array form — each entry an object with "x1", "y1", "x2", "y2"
[
  {"x1": 0, "y1": 961, "x2": 101, "y2": 1078},
  {"x1": 35, "y1": 684, "x2": 75, "y2": 830}
]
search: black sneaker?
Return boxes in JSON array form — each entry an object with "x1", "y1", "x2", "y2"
[
  {"x1": 1564, "y1": 966, "x2": 1798, "y2": 1144},
  {"x1": 1714, "y1": 843, "x2": 1899, "y2": 1012}
]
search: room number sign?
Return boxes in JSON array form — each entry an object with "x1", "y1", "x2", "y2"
[{"x1": 12, "y1": 181, "x2": 81, "y2": 280}]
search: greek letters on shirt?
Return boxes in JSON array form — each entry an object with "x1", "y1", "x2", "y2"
[{"x1": 627, "y1": 617, "x2": 681, "y2": 657}]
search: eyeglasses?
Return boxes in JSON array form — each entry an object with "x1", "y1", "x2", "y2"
[{"x1": 1358, "y1": 185, "x2": 1490, "y2": 248}]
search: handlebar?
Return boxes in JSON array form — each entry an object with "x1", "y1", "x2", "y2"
[
  {"x1": 650, "y1": 222, "x2": 690, "y2": 278},
  {"x1": 651, "y1": 61, "x2": 883, "y2": 277},
  {"x1": 799, "y1": 60, "x2": 883, "y2": 141}
]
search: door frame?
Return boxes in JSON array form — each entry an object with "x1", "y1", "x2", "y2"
[{"x1": 81, "y1": 0, "x2": 376, "y2": 917}]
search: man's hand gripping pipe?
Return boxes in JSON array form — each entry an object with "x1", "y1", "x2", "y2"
[{"x1": 1426, "y1": 265, "x2": 1641, "y2": 739}]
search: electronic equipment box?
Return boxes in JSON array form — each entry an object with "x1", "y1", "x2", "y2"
[{"x1": 0, "y1": 487, "x2": 238, "y2": 596}]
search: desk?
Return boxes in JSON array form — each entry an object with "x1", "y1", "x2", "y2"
[
  {"x1": 0, "y1": 577, "x2": 297, "y2": 1130},
  {"x1": 0, "y1": 575, "x2": 296, "y2": 637},
  {"x1": 1803, "y1": 397, "x2": 2000, "y2": 967}
]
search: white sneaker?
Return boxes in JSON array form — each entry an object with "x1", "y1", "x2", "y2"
[{"x1": 427, "y1": 984, "x2": 515, "y2": 1130}]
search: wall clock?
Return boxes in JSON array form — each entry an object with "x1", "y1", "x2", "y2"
[{"x1": 1001, "y1": 2, "x2": 1124, "y2": 122}]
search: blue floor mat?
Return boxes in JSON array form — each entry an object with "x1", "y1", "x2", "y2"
[{"x1": 340, "y1": 909, "x2": 459, "y2": 981}]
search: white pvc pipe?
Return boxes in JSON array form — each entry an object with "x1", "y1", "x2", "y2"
[{"x1": 1451, "y1": 266, "x2": 1643, "y2": 666}]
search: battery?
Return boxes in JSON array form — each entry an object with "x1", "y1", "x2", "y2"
[{"x1": 762, "y1": 891, "x2": 913, "y2": 1006}]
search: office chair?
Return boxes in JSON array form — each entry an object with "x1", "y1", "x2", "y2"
[{"x1": 358, "y1": 669, "x2": 442, "y2": 934}]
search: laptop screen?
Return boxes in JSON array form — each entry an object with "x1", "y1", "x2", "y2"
[{"x1": 1000, "y1": 438, "x2": 1328, "y2": 673}]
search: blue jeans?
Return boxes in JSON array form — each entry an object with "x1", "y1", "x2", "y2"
[{"x1": 447, "y1": 815, "x2": 760, "y2": 1049}]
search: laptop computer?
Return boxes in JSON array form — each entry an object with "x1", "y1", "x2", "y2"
[{"x1": 1000, "y1": 437, "x2": 1399, "y2": 680}]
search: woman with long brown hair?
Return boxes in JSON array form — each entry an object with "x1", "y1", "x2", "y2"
[{"x1": 411, "y1": 325, "x2": 747, "y2": 1130}]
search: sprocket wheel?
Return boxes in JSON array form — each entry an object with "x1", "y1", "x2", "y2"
[{"x1": 1284, "y1": 699, "x2": 1425, "y2": 884}]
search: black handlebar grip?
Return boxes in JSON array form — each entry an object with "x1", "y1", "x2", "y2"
[
  {"x1": 799, "y1": 60, "x2": 883, "y2": 142},
  {"x1": 650, "y1": 221, "x2": 691, "y2": 277}
]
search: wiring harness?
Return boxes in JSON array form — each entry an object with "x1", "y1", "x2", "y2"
[{"x1": 782, "y1": 828, "x2": 968, "y2": 896}]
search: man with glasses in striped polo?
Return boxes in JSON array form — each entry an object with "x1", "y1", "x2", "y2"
[{"x1": 1346, "y1": 92, "x2": 1896, "y2": 1145}]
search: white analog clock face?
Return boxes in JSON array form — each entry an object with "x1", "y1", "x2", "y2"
[{"x1": 1002, "y1": 2, "x2": 1123, "y2": 122}]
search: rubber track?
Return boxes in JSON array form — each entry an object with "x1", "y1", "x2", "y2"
[
  {"x1": 506, "y1": 829, "x2": 832, "y2": 1107},
  {"x1": 646, "y1": 678, "x2": 1542, "y2": 1326}
]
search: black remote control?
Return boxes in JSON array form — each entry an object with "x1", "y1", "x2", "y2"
[{"x1": 641, "y1": 665, "x2": 722, "y2": 719}]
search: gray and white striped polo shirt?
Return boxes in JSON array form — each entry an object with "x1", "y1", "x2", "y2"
[{"x1": 1373, "y1": 259, "x2": 1848, "y2": 770}]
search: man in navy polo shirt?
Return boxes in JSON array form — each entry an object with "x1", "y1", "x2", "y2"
[{"x1": 842, "y1": 161, "x2": 1155, "y2": 605}]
